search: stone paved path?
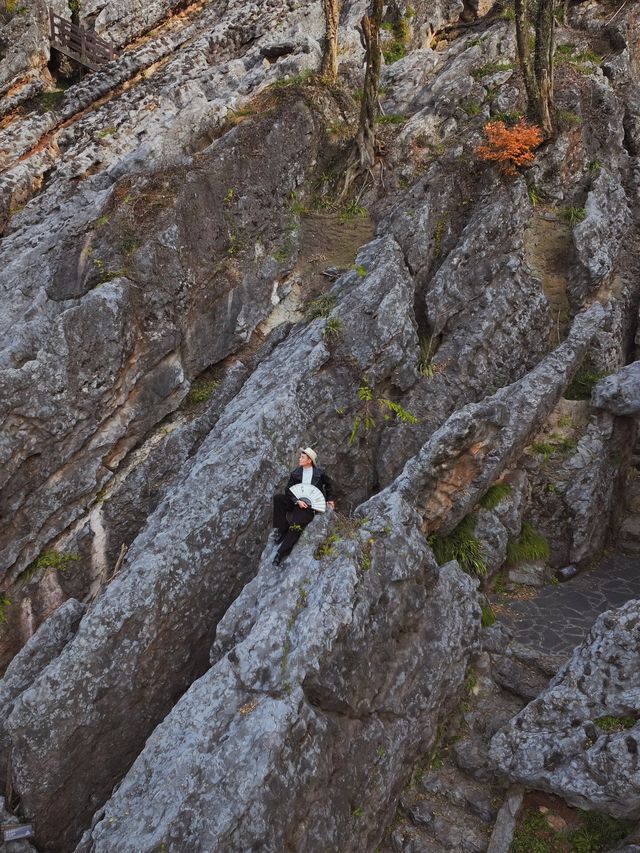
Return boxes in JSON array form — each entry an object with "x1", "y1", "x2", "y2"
[{"x1": 496, "y1": 554, "x2": 640, "y2": 656}]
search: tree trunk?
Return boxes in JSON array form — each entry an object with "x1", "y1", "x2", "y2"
[
  {"x1": 355, "y1": 2, "x2": 383, "y2": 172},
  {"x1": 534, "y1": 0, "x2": 555, "y2": 136},
  {"x1": 320, "y1": 0, "x2": 340, "y2": 81},
  {"x1": 514, "y1": 0, "x2": 538, "y2": 115}
]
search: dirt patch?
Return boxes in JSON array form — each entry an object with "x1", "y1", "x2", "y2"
[
  {"x1": 524, "y1": 210, "x2": 573, "y2": 345},
  {"x1": 258, "y1": 212, "x2": 375, "y2": 335}
]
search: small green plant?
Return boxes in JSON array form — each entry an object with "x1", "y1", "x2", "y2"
[
  {"x1": 353, "y1": 264, "x2": 367, "y2": 278},
  {"x1": 273, "y1": 240, "x2": 294, "y2": 262},
  {"x1": 595, "y1": 715, "x2": 636, "y2": 733},
  {"x1": 376, "y1": 113, "x2": 407, "y2": 125},
  {"x1": 96, "y1": 214, "x2": 110, "y2": 227},
  {"x1": 433, "y1": 214, "x2": 447, "y2": 259},
  {"x1": 471, "y1": 61, "x2": 513, "y2": 80},
  {"x1": 565, "y1": 366, "x2": 607, "y2": 400},
  {"x1": 314, "y1": 533, "x2": 340, "y2": 560},
  {"x1": 120, "y1": 235, "x2": 140, "y2": 257},
  {"x1": 506, "y1": 522, "x2": 550, "y2": 564},
  {"x1": 511, "y1": 808, "x2": 556, "y2": 853},
  {"x1": 428, "y1": 514, "x2": 488, "y2": 577},
  {"x1": 381, "y1": 16, "x2": 410, "y2": 64},
  {"x1": 562, "y1": 205, "x2": 587, "y2": 224},
  {"x1": 481, "y1": 603, "x2": 496, "y2": 627},
  {"x1": 340, "y1": 200, "x2": 368, "y2": 220},
  {"x1": 305, "y1": 295, "x2": 336, "y2": 321},
  {"x1": 531, "y1": 435, "x2": 577, "y2": 460},
  {"x1": 569, "y1": 810, "x2": 633, "y2": 853},
  {"x1": 281, "y1": 579, "x2": 310, "y2": 693},
  {"x1": 352, "y1": 806, "x2": 364, "y2": 818},
  {"x1": 0, "y1": 594, "x2": 11, "y2": 624},
  {"x1": 19, "y1": 551, "x2": 81, "y2": 584},
  {"x1": 289, "y1": 194, "x2": 309, "y2": 216},
  {"x1": 323, "y1": 317, "x2": 342, "y2": 338},
  {"x1": 98, "y1": 127, "x2": 117, "y2": 138},
  {"x1": 556, "y1": 108, "x2": 583, "y2": 128},
  {"x1": 269, "y1": 70, "x2": 314, "y2": 90},
  {"x1": 527, "y1": 184, "x2": 543, "y2": 206},
  {"x1": 349, "y1": 385, "x2": 418, "y2": 444},
  {"x1": 38, "y1": 88, "x2": 68, "y2": 112},
  {"x1": 588, "y1": 160, "x2": 603, "y2": 173},
  {"x1": 224, "y1": 188, "x2": 235, "y2": 205},
  {"x1": 462, "y1": 101, "x2": 483, "y2": 117},
  {"x1": 501, "y1": 5, "x2": 516, "y2": 21},
  {"x1": 185, "y1": 378, "x2": 219, "y2": 406},
  {"x1": 466, "y1": 37, "x2": 484, "y2": 48},
  {"x1": 480, "y1": 483, "x2": 513, "y2": 510},
  {"x1": 418, "y1": 332, "x2": 439, "y2": 376}
]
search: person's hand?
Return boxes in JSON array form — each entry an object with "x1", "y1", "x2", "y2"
[
  {"x1": 327, "y1": 501, "x2": 335, "y2": 510},
  {"x1": 297, "y1": 500, "x2": 308, "y2": 509}
]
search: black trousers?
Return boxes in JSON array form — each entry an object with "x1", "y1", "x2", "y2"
[{"x1": 273, "y1": 494, "x2": 314, "y2": 560}]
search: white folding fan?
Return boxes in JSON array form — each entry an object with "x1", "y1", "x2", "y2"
[{"x1": 289, "y1": 484, "x2": 326, "y2": 513}]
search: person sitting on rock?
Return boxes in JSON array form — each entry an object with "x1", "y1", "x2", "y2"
[{"x1": 272, "y1": 447, "x2": 335, "y2": 566}]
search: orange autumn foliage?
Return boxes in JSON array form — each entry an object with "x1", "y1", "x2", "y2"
[{"x1": 476, "y1": 119, "x2": 544, "y2": 175}]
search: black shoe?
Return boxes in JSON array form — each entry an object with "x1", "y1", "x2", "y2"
[
  {"x1": 273, "y1": 530, "x2": 285, "y2": 545},
  {"x1": 273, "y1": 554, "x2": 282, "y2": 567}
]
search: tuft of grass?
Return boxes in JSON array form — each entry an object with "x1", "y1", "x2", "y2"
[
  {"x1": 569, "y1": 811, "x2": 633, "y2": 853},
  {"x1": 506, "y1": 522, "x2": 550, "y2": 565},
  {"x1": 471, "y1": 61, "x2": 513, "y2": 81},
  {"x1": 120, "y1": 235, "x2": 140, "y2": 257},
  {"x1": 38, "y1": 88, "x2": 68, "y2": 112},
  {"x1": 428, "y1": 514, "x2": 488, "y2": 577},
  {"x1": 323, "y1": 316, "x2": 342, "y2": 338},
  {"x1": 353, "y1": 264, "x2": 367, "y2": 278},
  {"x1": 530, "y1": 435, "x2": 578, "y2": 460},
  {"x1": 562, "y1": 205, "x2": 587, "y2": 225},
  {"x1": 565, "y1": 366, "x2": 607, "y2": 400},
  {"x1": 376, "y1": 113, "x2": 407, "y2": 125},
  {"x1": 556, "y1": 108, "x2": 583, "y2": 129},
  {"x1": 528, "y1": 184, "x2": 543, "y2": 206},
  {"x1": 185, "y1": 378, "x2": 219, "y2": 406},
  {"x1": 481, "y1": 603, "x2": 496, "y2": 627},
  {"x1": 462, "y1": 101, "x2": 483, "y2": 117},
  {"x1": 0, "y1": 593, "x2": 11, "y2": 624},
  {"x1": 340, "y1": 200, "x2": 368, "y2": 220},
  {"x1": 511, "y1": 809, "x2": 556, "y2": 853},
  {"x1": 314, "y1": 533, "x2": 340, "y2": 560},
  {"x1": 480, "y1": 483, "x2": 513, "y2": 510},
  {"x1": 418, "y1": 334, "x2": 438, "y2": 377},
  {"x1": 305, "y1": 295, "x2": 336, "y2": 321}
]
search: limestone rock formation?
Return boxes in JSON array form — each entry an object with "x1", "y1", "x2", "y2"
[
  {"x1": 593, "y1": 362, "x2": 640, "y2": 416},
  {"x1": 0, "y1": 598, "x2": 84, "y2": 778},
  {"x1": 490, "y1": 599, "x2": 640, "y2": 820},
  {"x1": 0, "y1": 0, "x2": 640, "y2": 849},
  {"x1": 77, "y1": 498, "x2": 481, "y2": 852}
]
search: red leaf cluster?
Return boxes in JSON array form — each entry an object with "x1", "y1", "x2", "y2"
[{"x1": 476, "y1": 120, "x2": 544, "y2": 175}]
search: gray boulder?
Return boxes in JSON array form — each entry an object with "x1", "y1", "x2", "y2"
[
  {"x1": 592, "y1": 362, "x2": 640, "y2": 416},
  {"x1": 573, "y1": 168, "x2": 631, "y2": 285},
  {"x1": 5, "y1": 234, "x2": 419, "y2": 851},
  {"x1": 490, "y1": 599, "x2": 640, "y2": 819},
  {"x1": 77, "y1": 492, "x2": 481, "y2": 853},
  {"x1": 0, "y1": 599, "x2": 84, "y2": 789}
]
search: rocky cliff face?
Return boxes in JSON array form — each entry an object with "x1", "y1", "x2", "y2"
[{"x1": 1, "y1": 0, "x2": 640, "y2": 850}]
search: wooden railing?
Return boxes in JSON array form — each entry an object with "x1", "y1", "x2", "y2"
[{"x1": 49, "y1": 9, "x2": 117, "y2": 71}]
